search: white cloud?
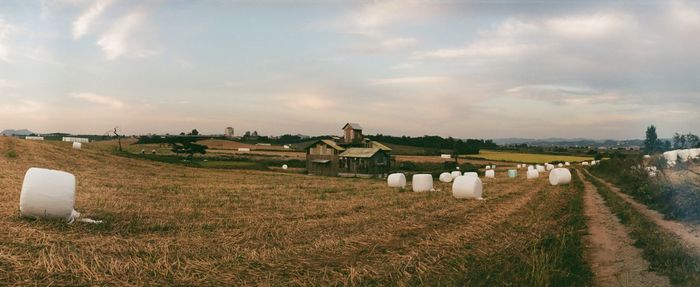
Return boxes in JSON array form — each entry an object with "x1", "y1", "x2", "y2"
[
  {"x1": 506, "y1": 85, "x2": 621, "y2": 105},
  {"x1": 0, "y1": 19, "x2": 18, "y2": 62},
  {"x1": 371, "y1": 76, "x2": 449, "y2": 85},
  {"x1": 97, "y1": 9, "x2": 157, "y2": 60},
  {"x1": 73, "y1": 0, "x2": 113, "y2": 39},
  {"x1": 70, "y1": 92, "x2": 126, "y2": 109},
  {"x1": 419, "y1": 41, "x2": 538, "y2": 59},
  {"x1": 286, "y1": 94, "x2": 335, "y2": 110},
  {"x1": 0, "y1": 100, "x2": 44, "y2": 115},
  {"x1": 544, "y1": 13, "x2": 633, "y2": 39}
]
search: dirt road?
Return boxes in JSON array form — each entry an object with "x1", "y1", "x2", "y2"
[{"x1": 577, "y1": 169, "x2": 670, "y2": 287}]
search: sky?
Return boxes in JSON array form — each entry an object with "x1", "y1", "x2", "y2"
[{"x1": 0, "y1": 0, "x2": 699, "y2": 139}]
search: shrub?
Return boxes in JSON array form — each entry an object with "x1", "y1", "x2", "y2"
[{"x1": 4, "y1": 149, "x2": 17, "y2": 158}]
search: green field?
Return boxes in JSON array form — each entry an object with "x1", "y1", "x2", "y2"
[{"x1": 468, "y1": 150, "x2": 594, "y2": 163}]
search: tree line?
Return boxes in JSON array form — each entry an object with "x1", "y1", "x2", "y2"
[{"x1": 644, "y1": 125, "x2": 700, "y2": 153}]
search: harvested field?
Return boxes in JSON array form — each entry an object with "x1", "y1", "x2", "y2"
[{"x1": 0, "y1": 137, "x2": 592, "y2": 285}]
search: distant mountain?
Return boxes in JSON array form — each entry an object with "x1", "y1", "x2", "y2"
[
  {"x1": 1, "y1": 129, "x2": 35, "y2": 136},
  {"x1": 493, "y1": 137, "x2": 644, "y2": 148}
]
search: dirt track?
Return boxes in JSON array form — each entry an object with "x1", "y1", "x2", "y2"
[
  {"x1": 584, "y1": 169, "x2": 700, "y2": 255},
  {"x1": 577, "y1": 169, "x2": 670, "y2": 287}
]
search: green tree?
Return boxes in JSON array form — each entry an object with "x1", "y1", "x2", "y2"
[
  {"x1": 644, "y1": 125, "x2": 661, "y2": 153},
  {"x1": 171, "y1": 141, "x2": 207, "y2": 158},
  {"x1": 190, "y1": 129, "x2": 199, "y2": 136}
]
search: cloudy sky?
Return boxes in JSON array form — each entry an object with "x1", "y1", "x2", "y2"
[{"x1": 1, "y1": 0, "x2": 698, "y2": 139}]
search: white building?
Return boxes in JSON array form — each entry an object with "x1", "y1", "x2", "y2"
[{"x1": 224, "y1": 127, "x2": 235, "y2": 137}]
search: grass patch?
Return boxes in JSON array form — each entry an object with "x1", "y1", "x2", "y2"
[
  {"x1": 4, "y1": 149, "x2": 17, "y2": 158},
  {"x1": 584, "y1": 171, "x2": 700, "y2": 285}
]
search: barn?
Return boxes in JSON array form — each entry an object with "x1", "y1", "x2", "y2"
[{"x1": 305, "y1": 123, "x2": 392, "y2": 178}]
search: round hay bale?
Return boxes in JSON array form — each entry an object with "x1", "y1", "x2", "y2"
[
  {"x1": 451, "y1": 171, "x2": 462, "y2": 179},
  {"x1": 412, "y1": 174, "x2": 433, "y2": 192},
  {"x1": 548, "y1": 168, "x2": 572, "y2": 186},
  {"x1": 643, "y1": 155, "x2": 651, "y2": 159},
  {"x1": 565, "y1": 162, "x2": 570, "y2": 166},
  {"x1": 485, "y1": 170, "x2": 495, "y2": 178},
  {"x1": 527, "y1": 169, "x2": 539, "y2": 179},
  {"x1": 72, "y1": 142, "x2": 82, "y2": 150},
  {"x1": 528, "y1": 165, "x2": 535, "y2": 170},
  {"x1": 19, "y1": 168, "x2": 76, "y2": 222},
  {"x1": 558, "y1": 163, "x2": 564, "y2": 167},
  {"x1": 582, "y1": 162, "x2": 590, "y2": 166},
  {"x1": 546, "y1": 164, "x2": 554, "y2": 171},
  {"x1": 387, "y1": 173, "x2": 407, "y2": 188},
  {"x1": 463, "y1": 172, "x2": 478, "y2": 179},
  {"x1": 508, "y1": 169, "x2": 517, "y2": 178},
  {"x1": 536, "y1": 165, "x2": 545, "y2": 173},
  {"x1": 485, "y1": 165, "x2": 491, "y2": 169},
  {"x1": 282, "y1": 164, "x2": 288, "y2": 170},
  {"x1": 439, "y1": 172, "x2": 453, "y2": 183},
  {"x1": 452, "y1": 176, "x2": 483, "y2": 199}
]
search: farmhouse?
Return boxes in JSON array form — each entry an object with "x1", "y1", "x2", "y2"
[{"x1": 306, "y1": 123, "x2": 392, "y2": 178}]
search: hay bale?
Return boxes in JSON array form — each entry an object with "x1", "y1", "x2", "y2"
[
  {"x1": 439, "y1": 172, "x2": 453, "y2": 183},
  {"x1": 450, "y1": 171, "x2": 462, "y2": 179},
  {"x1": 485, "y1": 170, "x2": 495, "y2": 178},
  {"x1": 452, "y1": 176, "x2": 483, "y2": 199},
  {"x1": 558, "y1": 163, "x2": 564, "y2": 167},
  {"x1": 536, "y1": 165, "x2": 545, "y2": 173},
  {"x1": 387, "y1": 173, "x2": 406, "y2": 188},
  {"x1": 582, "y1": 162, "x2": 589, "y2": 166},
  {"x1": 19, "y1": 168, "x2": 76, "y2": 222},
  {"x1": 282, "y1": 164, "x2": 288, "y2": 170},
  {"x1": 528, "y1": 165, "x2": 535, "y2": 170},
  {"x1": 527, "y1": 169, "x2": 539, "y2": 179},
  {"x1": 565, "y1": 162, "x2": 570, "y2": 166},
  {"x1": 546, "y1": 164, "x2": 554, "y2": 171},
  {"x1": 485, "y1": 165, "x2": 491, "y2": 169},
  {"x1": 464, "y1": 172, "x2": 478, "y2": 178},
  {"x1": 72, "y1": 142, "x2": 82, "y2": 150},
  {"x1": 548, "y1": 168, "x2": 572, "y2": 186},
  {"x1": 412, "y1": 174, "x2": 433, "y2": 192},
  {"x1": 643, "y1": 155, "x2": 651, "y2": 159},
  {"x1": 151, "y1": 150, "x2": 157, "y2": 154},
  {"x1": 508, "y1": 169, "x2": 517, "y2": 178}
]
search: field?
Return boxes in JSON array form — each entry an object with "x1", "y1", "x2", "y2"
[
  {"x1": 468, "y1": 150, "x2": 594, "y2": 164},
  {"x1": 0, "y1": 137, "x2": 592, "y2": 285}
]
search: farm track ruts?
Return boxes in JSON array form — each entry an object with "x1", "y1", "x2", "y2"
[
  {"x1": 577, "y1": 169, "x2": 670, "y2": 287},
  {"x1": 584, "y1": 169, "x2": 700, "y2": 255}
]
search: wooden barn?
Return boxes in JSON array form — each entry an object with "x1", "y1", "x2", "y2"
[
  {"x1": 305, "y1": 123, "x2": 392, "y2": 178},
  {"x1": 305, "y1": 139, "x2": 345, "y2": 176}
]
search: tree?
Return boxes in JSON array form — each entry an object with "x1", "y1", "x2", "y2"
[
  {"x1": 644, "y1": 125, "x2": 661, "y2": 153},
  {"x1": 673, "y1": 133, "x2": 687, "y2": 149},
  {"x1": 171, "y1": 140, "x2": 207, "y2": 158},
  {"x1": 190, "y1": 129, "x2": 199, "y2": 136},
  {"x1": 109, "y1": 126, "x2": 123, "y2": 152},
  {"x1": 687, "y1": 133, "x2": 700, "y2": 148}
]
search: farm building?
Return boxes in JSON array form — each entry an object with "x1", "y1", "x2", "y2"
[{"x1": 305, "y1": 123, "x2": 393, "y2": 178}]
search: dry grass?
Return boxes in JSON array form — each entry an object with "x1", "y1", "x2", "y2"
[{"x1": 0, "y1": 137, "x2": 589, "y2": 285}]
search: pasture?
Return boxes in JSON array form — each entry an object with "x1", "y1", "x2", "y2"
[{"x1": 0, "y1": 137, "x2": 591, "y2": 285}]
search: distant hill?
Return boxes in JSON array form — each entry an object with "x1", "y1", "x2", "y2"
[
  {"x1": 1, "y1": 129, "x2": 35, "y2": 136},
  {"x1": 494, "y1": 137, "x2": 644, "y2": 148}
]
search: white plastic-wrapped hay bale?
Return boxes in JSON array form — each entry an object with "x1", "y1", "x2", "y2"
[
  {"x1": 663, "y1": 150, "x2": 677, "y2": 162},
  {"x1": 464, "y1": 172, "x2": 478, "y2": 179},
  {"x1": 412, "y1": 174, "x2": 433, "y2": 192},
  {"x1": 452, "y1": 176, "x2": 483, "y2": 199},
  {"x1": 508, "y1": 169, "x2": 517, "y2": 178},
  {"x1": 527, "y1": 169, "x2": 539, "y2": 179},
  {"x1": 558, "y1": 163, "x2": 564, "y2": 167},
  {"x1": 451, "y1": 171, "x2": 462, "y2": 179},
  {"x1": 678, "y1": 149, "x2": 691, "y2": 162},
  {"x1": 484, "y1": 165, "x2": 491, "y2": 170},
  {"x1": 582, "y1": 162, "x2": 589, "y2": 166},
  {"x1": 492, "y1": 165, "x2": 496, "y2": 169},
  {"x1": 565, "y1": 162, "x2": 570, "y2": 166},
  {"x1": 548, "y1": 168, "x2": 572, "y2": 186},
  {"x1": 485, "y1": 170, "x2": 495, "y2": 178},
  {"x1": 536, "y1": 165, "x2": 545, "y2": 173},
  {"x1": 528, "y1": 165, "x2": 535, "y2": 170},
  {"x1": 19, "y1": 168, "x2": 76, "y2": 222},
  {"x1": 590, "y1": 160, "x2": 596, "y2": 166},
  {"x1": 546, "y1": 164, "x2": 554, "y2": 171},
  {"x1": 282, "y1": 164, "x2": 288, "y2": 170},
  {"x1": 72, "y1": 142, "x2": 82, "y2": 150},
  {"x1": 643, "y1": 155, "x2": 651, "y2": 159},
  {"x1": 439, "y1": 172, "x2": 453, "y2": 183},
  {"x1": 151, "y1": 149, "x2": 157, "y2": 154},
  {"x1": 387, "y1": 173, "x2": 407, "y2": 188}
]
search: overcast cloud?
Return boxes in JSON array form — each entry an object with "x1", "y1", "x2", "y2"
[{"x1": 0, "y1": 0, "x2": 698, "y2": 139}]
